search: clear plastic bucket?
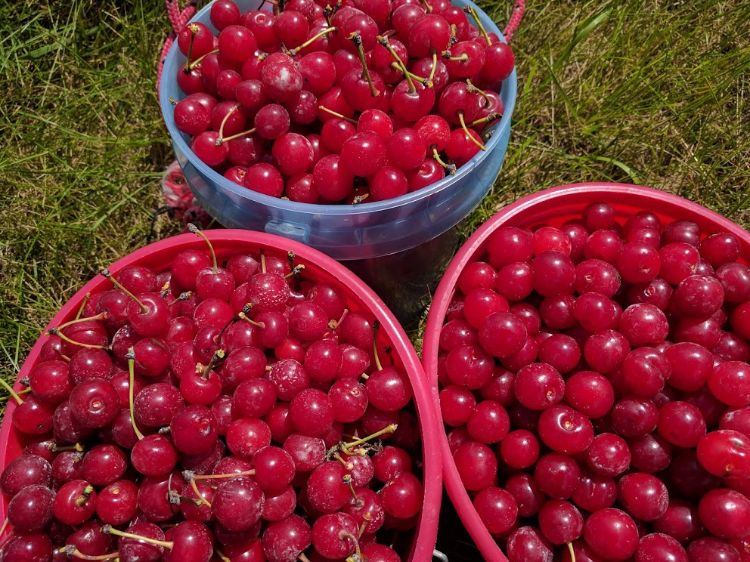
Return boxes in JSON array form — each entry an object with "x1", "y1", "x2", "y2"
[{"x1": 158, "y1": 0, "x2": 518, "y2": 262}]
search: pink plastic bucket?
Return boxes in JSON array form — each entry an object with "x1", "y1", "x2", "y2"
[
  {"x1": 0, "y1": 230, "x2": 442, "y2": 560},
  {"x1": 422, "y1": 182, "x2": 750, "y2": 561}
]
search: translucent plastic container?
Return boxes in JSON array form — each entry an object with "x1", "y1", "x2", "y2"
[
  {"x1": 159, "y1": 0, "x2": 518, "y2": 261},
  {"x1": 0, "y1": 230, "x2": 443, "y2": 561},
  {"x1": 422, "y1": 183, "x2": 750, "y2": 561}
]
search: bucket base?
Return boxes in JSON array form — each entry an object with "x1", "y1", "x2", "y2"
[{"x1": 344, "y1": 228, "x2": 460, "y2": 330}]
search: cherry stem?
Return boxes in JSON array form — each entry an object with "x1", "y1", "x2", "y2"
[
  {"x1": 458, "y1": 113, "x2": 487, "y2": 151},
  {"x1": 567, "y1": 542, "x2": 576, "y2": 562},
  {"x1": 350, "y1": 32, "x2": 379, "y2": 97},
  {"x1": 1, "y1": 387, "x2": 31, "y2": 402},
  {"x1": 48, "y1": 329, "x2": 107, "y2": 350},
  {"x1": 340, "y1": 530, "x2": 362, "y2": 562},
  {"x1": 102, "y1": 526, "x2": 173, "y2": 550},
  {"x1": 56, "y1": 546, "x2": 119, "y2": 561},
  {"x1": 318, "y1": 106, "x2": 357, "y2": 124},
  {"x1": 284, "y1": 264, "x2": 305, "y2": 279},
  {"x1": 216, "y1": 104, "x2": 241, "y2": 146},
  {"x1": 449, "y1": 24, "x2": 458, "y2": 46},
  {"x1": 0, "y1": 517, "x2": 8, "y2": 539},
  {"x1": 429, "y1": 52, "x2": 438, "y2": 82},
  {"x1": 372, "y1": 321, "x2": 383, "y2": 371},
  {"x1": 219, "y1": 127, "x2": 257, "y2": 145},
  {"x1": 446, "y1": 53, "x2": 469, "y2": 62},
  {"x1": 185, "y1": 24, "x2": 199, "y2": 70},
  {"x1": 466, "y1": 79, "x2": 492, "y2": 105},
  {"x1": 389, "y1": 62, "x2": 431, "y2": 88},
  {"x1": 159, "y1": 279, "x2": 171, "y2": 296},
  {"x1": 0, "y1": 378, "x2": 23, "y2": 405},
  {"x1": 53, "y1": 442, "x2": 84, "y2": 453},
  {"x1": 288, "y1": 26, "x2": 336, "y2": 55},
  {"x1": 186, "y1": 48, "x2": 218, "y2": 71},
  {"x1": 431, "y1": 148, "x2": 457, "y2": 174},
  {"x1": 419, "y1": 0, "x2": 433, "y2": 13},
  {"x1": 323, "y1": 4, "x2": 335, "y2": 26},
  {"x1": 287, "y1": 251, "x2": 296, "y2": 270},
  {"x1": 75, "y1": 485, "x2": 95, "y2": 507},
  {"x1": 360, "y1": 373, "x2": 369, "y2": 380},
  {"x1": 471, "y1": 112, "x2": 501, "y2": 127},
  {"x1": 260, "y1": 251, "x2": 267, "y2": 273},
  {"x1": 299, "y1": 554, "x2": 312, "y2": 562},
  {"x1": 52, "y1": 312, "x2": 108, "y2": 334},
  {"x1": 190, "y1": 469, "x2": 256, "y2": 481},
  {"x1": 101, "y1": 268, "x2": 148, "y2": 313},
  {"x1": 200, "y1": 349, "x2": 226, "y2": 379},
  {"x1": 464, "y1": 6, "x2": 491, "y2": 45},
  {"x1": 127, "y1": 349, "x2": 145, "y2": 441},
  {"x1": 189, "y1": 478, "x2": 212, "y2": 508},
  {"x1": 340, "y1": 424, "x2": 397, "y2": 453},
  {"x1": 343, "y1": 474, "x2": 359, "y2": 501},
  {"x1": 187, "y1": 224, "x2": 218, "y2": 271},
  {"x1": 333, "y1": 453, "x2": 354, "y2": 470},
  {"x1": 75, "y1": 293, "x2": 91, "y2": 320},
  {"x1": 378, "y1": 36, "x2": 415, "y2": 93},
  {"x1": 329, "y1": 308, "x2": 348, "y2": 330},
  {"x1": 169, "y1": 291, "x2": 193, "y2": 307},
  {"x1": 216, "y1": 551, "x2": 231, "y2": 562},
  {"x1": 239, "y1": 307, "x2": 265, "y2": 329}
]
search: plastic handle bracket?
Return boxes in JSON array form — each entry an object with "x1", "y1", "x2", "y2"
[{"x1": 264, "y1": 220, "x2": 310, "y2": 244}]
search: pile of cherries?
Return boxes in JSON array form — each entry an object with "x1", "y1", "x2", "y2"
[
  {"x1": 437, "y1": 202, "x2": 750, "y2": 561},
  {"x1": 0, "y1": 228, "x2": 425, "y2": 562},
  {"x1": 171, "y1": 0, "x2": 514, "y2": 203}
]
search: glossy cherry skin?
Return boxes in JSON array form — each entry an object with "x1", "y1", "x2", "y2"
[
  {"x1": 262, "y1": 514, "x2": 311, "y2": 562},
  {"x1": 0, "y1": 453, "x2": 52, "y2": 497},
  {"x1": 698, "y1": 488, "x2": 750, "y2": 539},
  {"x1": 618, "y1": 472, "x2": 669, "y2": 522},
  {"x1": 453, "y1": 441, "x2": 497, "y2": 491},
  {"x1": 583, "y1": 508, "x2": 639, "y2": 561},
  {"x1": 213, "y1": 477, "x2": 264, "y2": 532},
  {"x1": 95, "y1": 479, "x2": 139, "y2": 525},
  {"x1": 473, "y1": 486, "x2": 518, "y2": 536},
  {"x1": 7, "y1": 484, "x2": 54, "y2": 532},
  {"x1": 538, "y1": 405, "x2": 594, "y2": 455},
  {"x1": 635, "y1": 533, "x2": 688, "y2": 562},
  {"x1": 381, "y1": 472, "x2": 423, "y2": 520},
  {"x1": 538, "y1": 500, "x2": 583, "y2": 545},
  {"x1": 696, "y1": 429, "x2": 750, "y2": 478}
]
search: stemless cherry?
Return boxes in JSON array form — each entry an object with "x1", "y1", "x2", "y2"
[
  {"x1": 698, "y1": 488, "x2": 750, "y2": 539},
  {"x1": 618, "y1": 472, "x2": 669, "y2": 521},
  {"x1": 564, "y1": 371, "x2": 614, "y2": 418},
  {"x1": 473, "y1": 487, "x2": 518, "y2": 536},
  {"x1": 534, "y1": 453, "x2": 581, "y2": 499},
  {"x1": 538, "y1": 405, "x2": 593, "y2": 454},
  {"x1": 708, "y1": 361, "x2": 750, "y2": 407},
  {"x1": 538, "y1": 500, "x2": 583, "y2": 545},
  {"x1": 586, "y1": 433, "x2": 630, "y2": 477},
  {"x1": 584, "y1": 508, "x2": 639, "y2": 561},
  {"x1": 657, "y1": 401, "x2": 706, "y2": 448},
  {"x1": 453, "y1": 441, "x2": 497, "y2": 491}
]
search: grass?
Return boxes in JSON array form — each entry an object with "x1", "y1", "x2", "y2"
[
  {"x1": 0, "y1": 0, "x2": 747, "y2": 553},
  {"x1": 2, "y1": 0, "x2": 748, "y2": 370}
]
